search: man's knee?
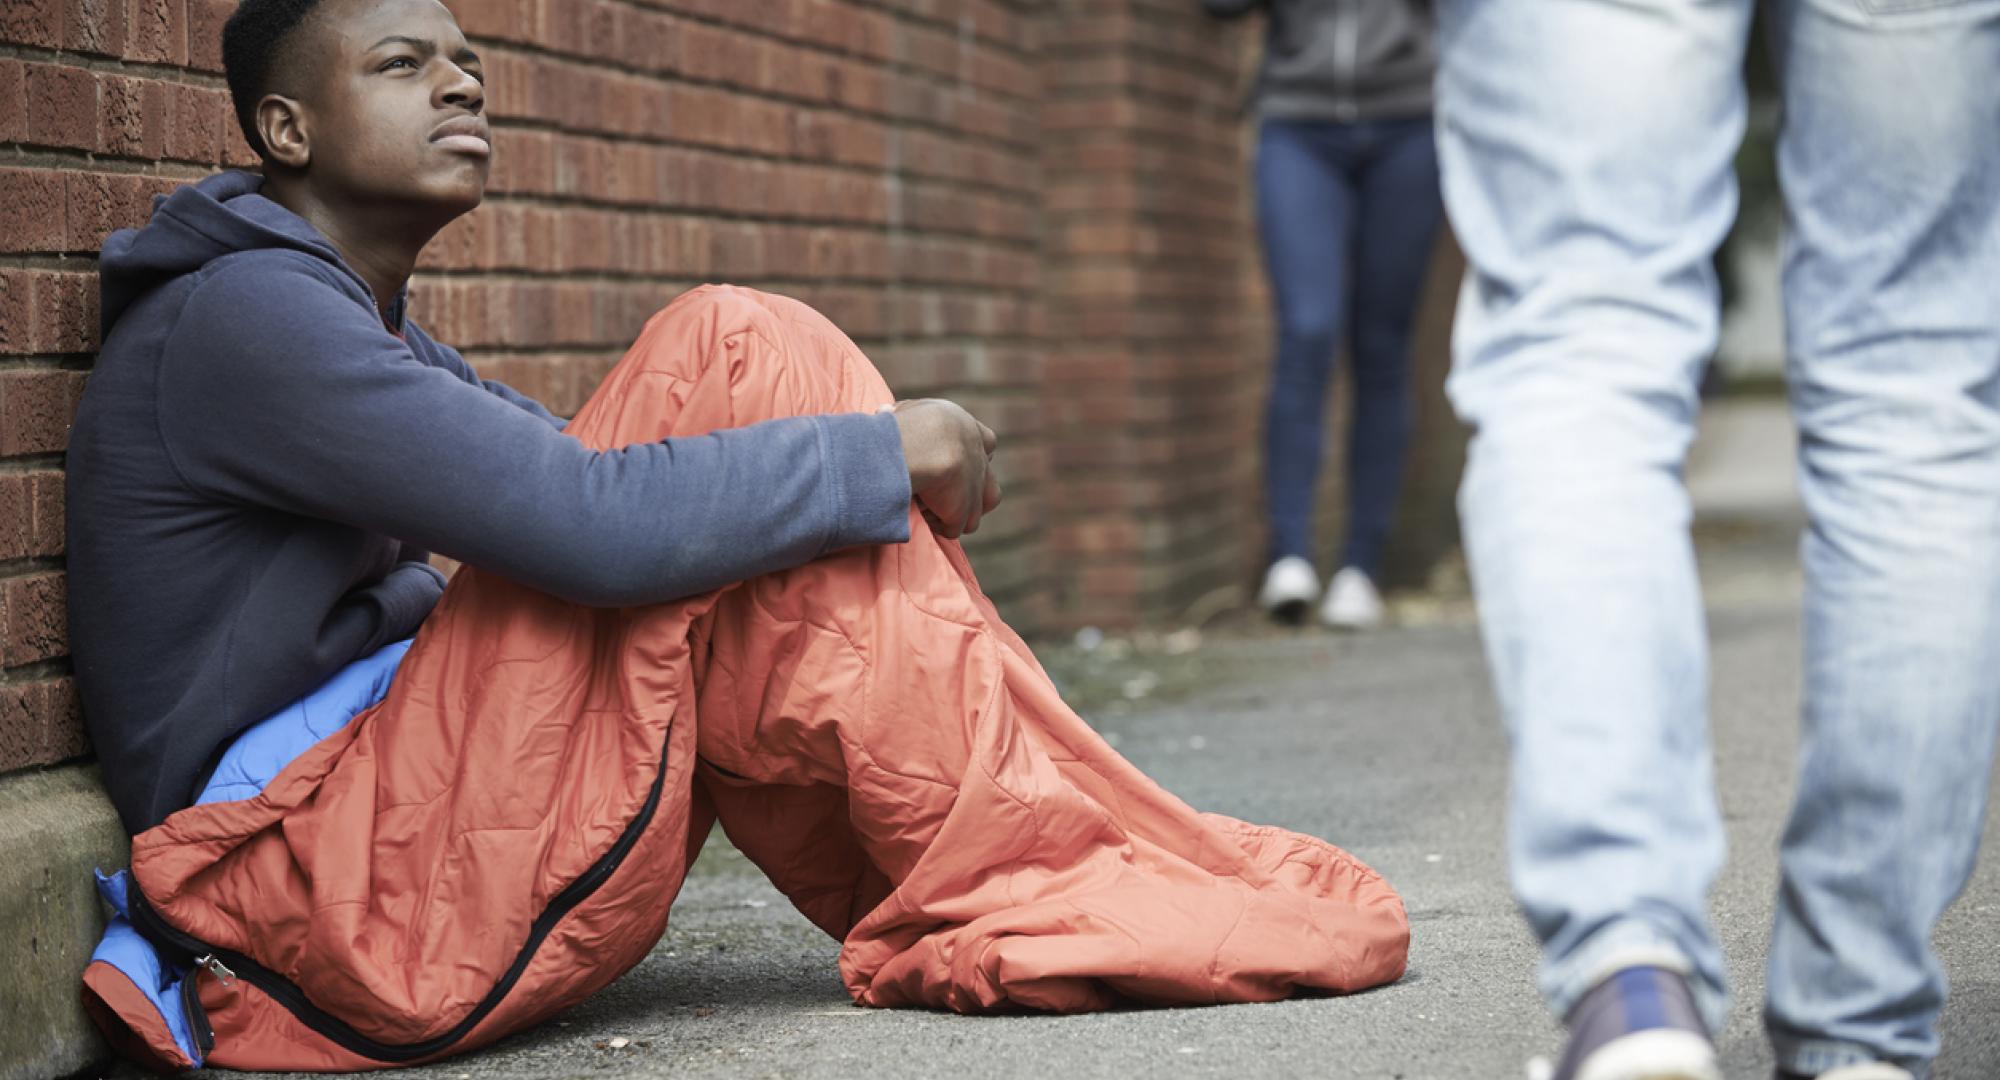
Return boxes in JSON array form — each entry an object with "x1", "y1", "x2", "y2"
[{"x1": 629, "y1": 284, "x2": 888, "y2": 420}]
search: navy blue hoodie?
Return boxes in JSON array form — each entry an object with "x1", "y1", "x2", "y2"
[{"x1": 68, "y1": 171, "x2": 911, "y2": 833}]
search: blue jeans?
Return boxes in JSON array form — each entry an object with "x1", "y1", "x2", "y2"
[
  {"x1": 1257, "y1": 117, "x2": 1443, "y2": 575},
  {"x1": 1437, "y1": 0, "x2": 2000, "y2": 1075}
]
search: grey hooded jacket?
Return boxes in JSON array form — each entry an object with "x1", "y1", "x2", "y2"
[
  {"x1": 69, "y1": 170, "x2": 913, "y2": 833},
  {"x1": 1200, "y1": 0, "x2": 1436, "y2": 123}
]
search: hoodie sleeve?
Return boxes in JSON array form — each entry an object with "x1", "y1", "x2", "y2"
[
  {"x1": 409, "y1": 329, "x2": 569, "y2": 431},
  {"x1": 156, "y1": 256, "x2": 912, "y2": 607},
  {"x1": 478, "y1": 377, "x2": 566, "y2": 430}
]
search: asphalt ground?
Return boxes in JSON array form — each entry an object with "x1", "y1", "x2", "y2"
[{"x1": 136, "y1": 525, "x2": 2000, "y2": 1080}]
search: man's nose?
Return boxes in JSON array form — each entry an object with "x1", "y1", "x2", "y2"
[{"x1": 438, "y1": 64, "x2": 483, "y2": 112}]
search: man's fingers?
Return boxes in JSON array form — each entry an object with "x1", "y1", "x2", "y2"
[
  {"x1": 920, "y1": 504, "x2": 956, "y2": 538},
  {"x1": 958, "y1": 462, "x2": 983, "y2": 536},
  {"x1": 934, "y1": 483, "x2": 969, "y2": 538},
  {"x1": 902, "y1": 399, "x2": 997, "y2": 540}
]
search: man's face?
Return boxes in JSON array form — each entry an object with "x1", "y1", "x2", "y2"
[{"x1": 287, "y1": 0, "x2": 490, "y2": 215}]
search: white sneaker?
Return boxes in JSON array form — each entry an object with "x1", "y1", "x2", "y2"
[
  {"x1": 1320, "y1": 567, "x2": 1385, "y2": 629},
  {"x1": 1257, "y1": 556, "x2": 1320, "y2": 622},
  {"x1": 1573, "y1": 1030, "x2": 1720, "y2": 1080},
  {"x1": 1797, "y1": 1067, "x2": 1915, "y2": 1080}
]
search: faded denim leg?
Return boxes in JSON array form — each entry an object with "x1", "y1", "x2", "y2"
[
  {"x1": 1765, "y1": 1, "x2": 2000, "y2": 1075},
  {"x1": 1435, "y1": 0, "x2": 1755, "y2": 1033}
]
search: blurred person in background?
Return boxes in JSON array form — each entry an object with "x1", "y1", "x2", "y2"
[
  {"x1": 1434, "y1": 1, "x2": 2000, "y2": 1079},
  {"x1": 1199, "y1": 0, "x2": 1444, "y2": 630}
]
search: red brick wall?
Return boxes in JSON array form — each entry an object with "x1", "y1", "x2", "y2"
[
  {"x1": 1039, "y1": 0, "x2": 1269, "y2": 629},
  {"x1": 2, "y1": 2, "x2": 1453, "y2": 777},
  {"x1": 1, "y1": 0, "x2": 253, "y2": 774}
]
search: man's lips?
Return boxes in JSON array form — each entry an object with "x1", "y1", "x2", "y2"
[{"x1": 430, "y1": 115, "x2": 491, "y2": 157}]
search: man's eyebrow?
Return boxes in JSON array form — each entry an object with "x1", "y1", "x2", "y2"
[
  {"x1": 366, "y1": 34, "x2": 480, "y2": 64},
  {"x1": 368, "y1": 34, "x2": 434, "y2": 53}
]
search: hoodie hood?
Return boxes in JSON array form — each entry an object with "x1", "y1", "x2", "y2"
[{"x1": 98, "y1": 170, "x2": 390, "y2": 336}]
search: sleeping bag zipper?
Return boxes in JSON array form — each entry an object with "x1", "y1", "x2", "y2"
[
  {"x1": 178, "y1": 955, "x2": 227, "y2": 1058},
  {"x1": 128, "y1": 741, "x2": 671, "y2": 1064}
]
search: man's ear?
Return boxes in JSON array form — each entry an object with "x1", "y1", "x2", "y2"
[{"x1": 256, "y1": 95, "x2": 311, "y2": 170}]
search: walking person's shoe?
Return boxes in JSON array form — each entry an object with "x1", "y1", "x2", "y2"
[
  {"x1": 1776, "y1": 1065, "x2": 1915, "y2": 1080},
  {"x1": 1257, "y1": 556, "x2": 1321, "y2": 623},
  {"x1": 1320, "y1": 566, "x2": 1386, "y2": 629},
  {"x1": 1535, "y1": 966, "x2": 1722, "y2": 1080}
]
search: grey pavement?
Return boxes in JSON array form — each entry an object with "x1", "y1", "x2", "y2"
[{"x1": 134, "y1": 401, "x2": 2000, "y2": 1080}]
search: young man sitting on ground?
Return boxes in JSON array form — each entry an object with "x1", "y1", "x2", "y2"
[{"x1": 67, "y1": 0, "x2": 1410, "y2": 1070}]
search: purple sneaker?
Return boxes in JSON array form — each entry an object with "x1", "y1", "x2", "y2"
[{"x1": 1545, "y1": 966, "x2": 1721, "y2": 1080}]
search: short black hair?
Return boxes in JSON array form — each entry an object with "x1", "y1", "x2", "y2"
[{"x1": 222, "y1": 0, "x2": 329, "y2": 159}]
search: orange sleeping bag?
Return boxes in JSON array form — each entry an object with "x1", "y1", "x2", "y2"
[{"x1": 89, "y1": 286, "x2": 1409, "y2": 1071}]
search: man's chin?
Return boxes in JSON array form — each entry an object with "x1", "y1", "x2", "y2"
[
  {"x1": 443, "y1": 187, "x2": 486, "y2": 215},
  {"x1": 413, "y1": 174, "x2": 487, "y2": 219}
]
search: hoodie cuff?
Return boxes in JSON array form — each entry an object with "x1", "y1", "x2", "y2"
[
  {"x1": 370, "y1": 561, "x2": 449, "y2": 644},
  {"x1": 814, "y1": 411, "x2": 912, "y2": 552}
]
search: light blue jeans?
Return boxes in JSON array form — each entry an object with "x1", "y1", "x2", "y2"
[{"x1": 1435, "y1": 1, "x2": 2000, "y2": 1075}]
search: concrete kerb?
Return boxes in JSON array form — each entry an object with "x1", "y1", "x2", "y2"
[{"x1": 0, "y1": 765, "x2": 128, "y2": 1080}]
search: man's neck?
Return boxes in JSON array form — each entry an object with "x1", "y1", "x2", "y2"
[{"x1": 263, "y1": 179, "x2": 441, "y2": 330}]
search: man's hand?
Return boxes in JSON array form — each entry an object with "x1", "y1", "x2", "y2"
[{"x1": 885, "y1": 399, "x2": 1002, "y2": 538}]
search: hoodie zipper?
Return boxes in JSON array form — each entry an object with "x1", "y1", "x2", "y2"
[
  {"x1": 1331, "y1": 0, "x2": 1360, "y2": 121},
  {"x1": 130, "y1": 738, "x2": 671, "y2": 1064}
]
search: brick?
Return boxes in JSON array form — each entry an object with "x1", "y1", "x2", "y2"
[
  {"x1": 797, "y1": 1, "x2": 893, "y2": 61},
  {"x1": 450, "y1": 0, "x2": 535, "y2": 43},
  {"x1": 164, "y1": 82, "x2": 223, "y2": 163},
  {"x1": 2, "y1": 572, "x2": 68, "y2": 667},
  {"x1": 0, "y1": 0, "x2": 64, "y2": 49},
  {"x1": 0, "y1": 677, "x2": 86, "y2": 771},
  {"x1": 63, "y1": 170, "x2": 170, "y2": 251},
  {"x1": 24, "y1": 64, "x2": 100, "y2": 153},
  {"x1": 609, "y1": 3, "x2": 679, "y2": 73},
  {"x1": 580, "y1": 0, "x2": 618, "y2": 61},
  {"x1": 458, "y1": 353, "x2": 557, "y2": 409},
  {"x1": 0, "y1": 369, "x2": 90, "y2": 454},
  {"x1": 63, "y1": 0, "x2": 128, "y2": 56},
  {"x1": 53, "y1": 273, "x2": 97, "y2": 352},
  {"x1": 186, "y1": 0, "x2": 229, "y2": 71},
  {"x1": 99, "y1": 73, "x2": 168, "y2": 159},
  {"x1": 558, "y1": 354, "x2": 617, "y2": 414},
  {"x1": 0, "y1": 477, "x2": 28, "y2": 560},
  {"x1": 28, "y1": 471, "x2": 63, "y2": 557},
  {"x1": 488, "y1": 128, "x2": 554, "y2": 195},
  {"x1": 0, "y1": 274, "x2": 26, "y2": 356},
  {"x1": 0, "y1": 60, "x2": 24, "y2": 143},
  {"x1": 124, "y1": 0, "x2": 188, "y2": 64},
  {"x1": 222, "y1": 113, "x2": 259, "y2": 167},
  {"x1": 0, "y1": 169, "x2": 68, "y2": 255},
  {"x1": 536, "y1": 0, "x2": 583, "y2": 53},
  {"x1": 0, "y1": 271, "x2": 98, "y2": 356}
]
